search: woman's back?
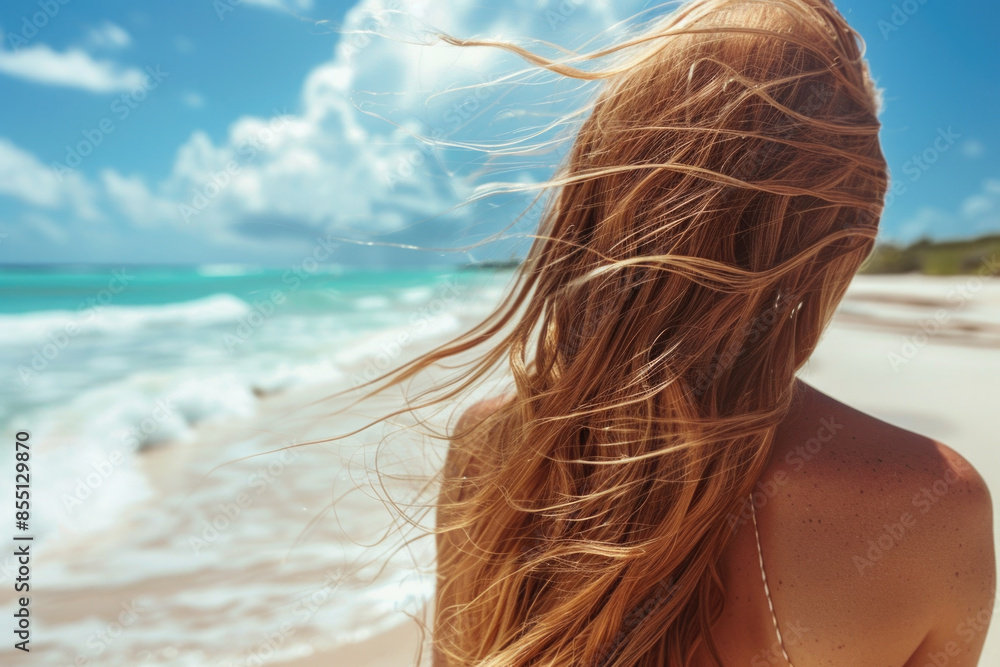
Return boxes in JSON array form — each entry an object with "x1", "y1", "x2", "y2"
[
  {"x1": 694, "y1": 380, "x2": 994, "y2": 666},
  {"x1": 440, "y1": 381, "x2": 994, "y2": 666}
]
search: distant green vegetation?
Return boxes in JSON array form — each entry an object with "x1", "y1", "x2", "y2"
[{"x1": 859, "y1": 234, "x2": 1000, "y2": 275}]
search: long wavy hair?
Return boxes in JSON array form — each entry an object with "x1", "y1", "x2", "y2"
[{"x1": 333, "y1": 0, "x2": 888, "y2": 665}]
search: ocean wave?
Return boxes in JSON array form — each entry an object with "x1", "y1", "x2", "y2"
[
  {"x1": 0, "y1": 294, "x2": 252, "y2": 346},
  {"x1": 195, "y1": 264, "x2": 260, "y2": 277}
]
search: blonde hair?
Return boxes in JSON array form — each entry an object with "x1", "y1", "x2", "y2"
[{"x1": 332, "y1": 0, "x2": 888, "y2": 665}]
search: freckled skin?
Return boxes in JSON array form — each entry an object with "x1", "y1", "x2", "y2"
[
  {"x1": 440, "y1": 379, "x2": 996, "y2": 667},
  {"x1": 691, "y1": 379, "x2": 996, "y2": 667}
]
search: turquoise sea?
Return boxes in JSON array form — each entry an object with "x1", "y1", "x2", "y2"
[
  {"x1": 0, "y1": 264, "x2": 516, "y2": 665},
  {"x1": 1, "y1": 265, "x2": 510, "y2": 424}
]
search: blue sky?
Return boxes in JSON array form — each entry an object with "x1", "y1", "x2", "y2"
[{"x1": 0, "y1": 0, "x2": 997, "y2": 267}]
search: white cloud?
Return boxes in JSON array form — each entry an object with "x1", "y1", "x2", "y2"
[
  {"x1": 894, "y1": 207, "x2": 949, "y2": 244},
  {"x1": 962, "y1": 195, "x2": 993, "y2": 218},
  {"x1": 5, "y1": 0, "x2": 648, "y2": 257},
  {"x1": 182, "y1": 91, "x2": 205, "y2": 108},
  {"x1": 0, "y1": 138, "x2": 99, "y2": 219},
  {"x1": 85, "y1": 22, "x2": 132, "y2": 50},
  {"x1": 100, "y1": 170, "x2": 176, "y2": 228},
  {"x1": 0, "y1": 138, "x2": 63, "y2": 208},
  {"x1": 241, "y1": 0, "x2": 315, "y2": 11},
  {"x1": 0, "y1": 43, "x2": 145, "y2": 92},
  {"x1": 962, "y1": 140, "x2": 985, "y2": 159},
  {"x1": 23, "y1": 212, "x2": 70, "y2": 243},
  {"x1": 896, "y1": 178, "x2": 1000, "y2": 243},
  {"x1": 106, "y1": 0, "x2": 639, "y2": 245},
  {"x1": 174, "y1": 35, "x2": 195, "y2": 54},
  {"x1": 960, "y1": 179, "x2": 1000, "y2": 235}
]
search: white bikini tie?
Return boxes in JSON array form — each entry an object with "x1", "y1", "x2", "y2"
[{"x1": 749, "y1": 492, "x2": 795, "y2": 667}]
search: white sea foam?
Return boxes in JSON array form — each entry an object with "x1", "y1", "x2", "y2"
[
  {"x1": 196, "y1": 264, "x2": 259, "y2": 277},
  {"x1": 0, "y1": 294, "x2": 251, "y2": 346},
  {"x1": 354, "y1": 294, "x2": 392, "y2": 310}
]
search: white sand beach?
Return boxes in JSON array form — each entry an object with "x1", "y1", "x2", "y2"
[{"x1": 2, "y1": 272, "x2": 998, "y2": 666}]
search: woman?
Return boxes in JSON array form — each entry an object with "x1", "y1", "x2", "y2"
[{"x1": 364, "y1": 0, "x2": 997, "y2": 664}]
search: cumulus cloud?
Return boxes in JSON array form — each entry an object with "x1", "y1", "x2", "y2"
[
  {"x1": 963, "y1": 179, "x2": 1000, "y2": 226},
  {"x1": 100, "y1": 170, "x2": 176, "y2": 228},
  {"x1": 22, "y1": 212, "x2": 70, "y2": 244},
  {"x1": 85, "y1": 22, "x2": 132, "y2": 50},
  {"x1": 0, "y1": 138, "x2": 64, "y2": 208},
  {"x1": 0, "y1": 138, "x2": 99, "y2": 220},
  {"x1": 962, "y1": 195, "x2": 993, "y2": 219},
  {"x1": 896, "y1": 178, "x2": 1000, "y2": 243},
  {"x1": 106, "y1": 0, "x2": 642, "y2": 248},
  {"x1": 0, "y1": 43, "x2": 145, "y2": 92},
  {"x1": 3, "y1": 0, "x2": 650, "y2": 260}
]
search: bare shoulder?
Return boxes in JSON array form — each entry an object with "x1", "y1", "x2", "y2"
[
  {"x1": 441, "y1": 392, "x2": 516, "y2": 488},
  {"x1": 451, "y1": 392, "x2": 516, "y2": 442},
  {"x1": 758, "y1": 380, "x2": 995, "y2": 662},
  {"x1": 773, "y1": 381, "x2": 992, "y2": 517},
  {"x1": 773, "y1": 380, "x2": 991, "y2": 498},
  {"x1": 435, "y1": 393, "x2": 516, "y2": 666}
]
